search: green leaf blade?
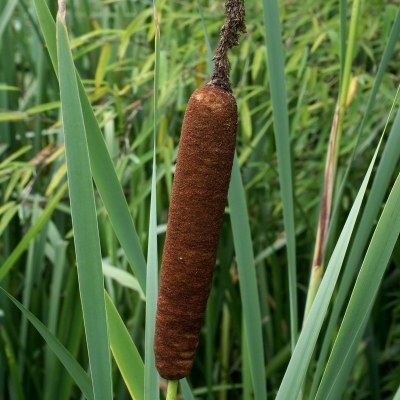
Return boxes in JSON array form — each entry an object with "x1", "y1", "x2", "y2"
[
  {"x1": 315, "y1": 170, "x2": 400, "y2": 399},
  {"x1": 0, "y1": 288, "x2": 94, "y2": 400},
  {"x1": 275, "y1": 136, "x2": 381, "y2": 400},
  {"x1": 261, "y1": 0, "x2": 297, "y2": 349},
  {"x1": 228, "y1": 154, "x2": 267, "y2": 400},
  {"x1": 144, "y1": 19, "x2": 160, "y2": 400},
  {"x1": 57, "y1": 17, "x2": 112, "y2": 400},
  {"x1": 33, "y1": 0, "x2": 147, "y2": 294},
  {"x1": 105, "y1": 292, "x2": 144, "y2": 400}
]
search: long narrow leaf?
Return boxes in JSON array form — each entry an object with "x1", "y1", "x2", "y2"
[
  {"x1": 105, "y1": 292, "x2": 144, "y2": 400},
  {"x1": 393, "y1": 386, "x2": 400, "y2": 400},
  {"x1": 0, "y1": 326, "x2": 25, "y2": 400},
  {"x1": 32, "y1": 0, "x2": 57, "y2": 74},
  {"x1": 144, "y1": 10, "x2": 160, "y2": 400},
  {"x1": 228, "y1": 154, "x2": 266, "y2": 400},
  {"x1": 180, "y1": 378, "x2": 195, "y2": 400},
  {"x1": 311, "y1": 105, "x2": 400, "y2": 397},
  {"x1": 0, "y1": 288, "x2": 94, "y2": 400},
  {"x1": 194, "y1": 0, "x2": 213, "y2": 76},
  {"x1": 310, "y1": 11, "x2": 400, "y2": 395},
  {"x1": 45, "y1": 240, "x2": 67, "y2": 400},
  {"x1": 315, "y1": 129, "x2": 400, "y2": 400},
  {"x1": 0, "y1": 0, "x2": 18, "y2": 43},
  {"x1": 0, "y1": 183, "x2": 67, "y2": 282},
  {"x1": 275, "y1": 134, "x2": 382, "y2": 400},
  {"x1": 261, "y1": 0, "x2": 297, "y2": 348},
  {"x1": 33, "y1": 0, "x2": 147, "y2": 293},
  {"x1": 57, "y1": 15, "x2": 112, "y2": 400},
  {"x1": 78, "y1": 79, "x2": 147, "y2": 293}
]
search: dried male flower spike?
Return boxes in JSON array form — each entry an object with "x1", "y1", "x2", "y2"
[{"x1": 154, "y1": 0, "x2": 245, "y2": 381}]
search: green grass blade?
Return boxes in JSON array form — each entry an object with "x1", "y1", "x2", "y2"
[
  {"x1": 18, "y1": 198, "x2": 43, "y2": 377},
  {"x1": 275, "y1": 135, "x2": 382, "y2": 400},
  {"x1": 180, "y1": 379, "x2": 195, "y2": 400},
  {"x1": 311, "y1": 106, "x2": 400, "y2": 398},
  {"x1": 338, "y1": 0, "x2": 361, "y2": 114},
  {"x1": 55, "y1": 269, "x2": 85, "y2": 400},
  {"x1": 0, "y1": 146, "x2": 31, "y2": 167},
  {"x1": 339, "y1": 0, "x2": 347, "y2": 73},
  {"x1": 0, "y1": 183, "x2": 67, "y2": 282},
  {"x1": 57, "y1": 15, "x2": 112, "y2": 400},
  {"x1": 393, "y1": 386, "x2": 400, "y2": 400},
  {"x1": 102, "y1": 263, "x2": 145, "y2": 299},
  {"x1": 0, "y1": 0, "x2": 18, "y2": 44},
  {"x1": 324, "y1": 7, "x2": 400, "y2": 273},
  {"x1": 194, "y1": 0, "x2": 213, "y2": 76},
  {"x1": 228, "y1": 154, "x2": 266, "y2": 400},
  {"x1": 0, "y1": 288, "x2": 94, "y2": 400},
  {"x1": 144, "y1": 11, "x2": 160, "y2": 400},
  {"x1": 0, "y1": 326, "x2": 25, "y2": 400},
  {"x1": 0, "y1": 203, "x2": 18, "y2": 236},
  {"x1": 45, "y1": 240, "x2": 67, "y2": 399},
  {"x1": 325, "y1": 1, "x2": 400, "y2": 240},
  {"x1": 105, "y1": 292, "x2": 144, "y2": 400},
  {"x1": 261, "y1": 0, "x2": 297, "y2": 348},
  {"x1": 78, "y1": 78, "x2": 147, "y2": 293},
  {"x1": 33, "y1": 0, "x2": 57, "y2": 75},
  {"x1": 304, "y1": 0, "x2": 362, "y2": 321},
  {"x1": 33, "y1": 0, "x2": 147, "y2": 293},
  {"x1": 242, "y1": 320, "x2": 253, "y2": 400},
  {"x1": 315, "y1": 165, "x2": 400, "y2": 400}
]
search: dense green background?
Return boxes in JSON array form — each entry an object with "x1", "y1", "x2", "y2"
[{"x1": 0, "y1": 0, "x2": 400, "y2": 398}]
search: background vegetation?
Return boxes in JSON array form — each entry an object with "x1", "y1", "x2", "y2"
[{"x1": 0, "y1": 0, "x2": 400, "y2": 398}]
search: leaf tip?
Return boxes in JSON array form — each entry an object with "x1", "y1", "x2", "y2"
[{"x1": 58, "y1": 0, "x2": 66, "y2": 24}]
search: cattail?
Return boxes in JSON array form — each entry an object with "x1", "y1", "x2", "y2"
[
  {"x1": 154, "y1": 0, "x2": 245, "y2": 381},
  {"x1": 154, "y1": 85, "x2": 237, "y2": 379}
]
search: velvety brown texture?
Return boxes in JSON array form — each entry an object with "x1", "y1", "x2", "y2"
[{"x1": 154, "y1": 85, "x2": 238, "y2": 380}]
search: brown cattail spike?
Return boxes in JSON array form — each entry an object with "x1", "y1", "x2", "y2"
[
  {"x1": 154, "y1": 85, "x2": 238, "y2": 380},
  {"x1": 154, "y1": 0, "x2": 246, "y2": 381}
]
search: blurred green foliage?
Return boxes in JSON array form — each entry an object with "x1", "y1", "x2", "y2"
[{"x1": 0, "y1": 0, "x2": 400, "y2": 398}]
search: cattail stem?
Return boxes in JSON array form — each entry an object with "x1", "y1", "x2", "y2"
[
  {"x1": 166, "y1": 380, "x2": 179, "y2": 400},
  {"x1": 211, "y1": 0, "x2": 246, "y2": 92}
]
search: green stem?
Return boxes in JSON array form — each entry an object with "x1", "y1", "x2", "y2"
[
  {"x1": 166, "y1": 380, "x2": 179, "y2": 400},
  {"x1": 219, "y1": 303, "x2": 230, "y2": 400},
  {"x1": 335, "y1": 0, "x2": 362, "y2": 165}
]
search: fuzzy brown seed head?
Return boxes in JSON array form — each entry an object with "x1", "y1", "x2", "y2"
[{"x1": 154, "y1": 85, "x2": 238, "y2": 380}]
